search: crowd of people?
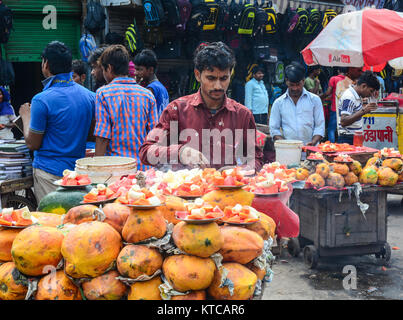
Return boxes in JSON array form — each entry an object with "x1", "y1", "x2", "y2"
[{"x1": 0, "y1": 39, "x2": 382, "y2": 203}]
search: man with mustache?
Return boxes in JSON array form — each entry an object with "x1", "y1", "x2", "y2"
[
  {"x1": 139, "y1": 42, "x2": 263, "y2": 171},
  {"x1": 269, "y1": 62, "x2": 325, "y2": 146}
]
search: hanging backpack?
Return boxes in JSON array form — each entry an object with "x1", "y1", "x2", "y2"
[
  {"x1": 84, "y1": 0, "x2": 106, "y2": 34},
  {"x1": 285, "y1": 8, "x2": 300, "y2": 34},
  {"x1": 216, "y1": 0, "x2": 230, "y2": 33},
  {"x1": 79, "y1": 33, "x2": 97, "y2": 62},
  {"x1": 126, "y1": 20, "x2": 143, "y2": 54},
  {"x1": 0, "y1": 3, "x2": 13, "y2": 44},
  {"x1": 162, "y1": 0, "x2": 181, "y2": 26},
  {"x1": 304, "y1": 8, "x2": 322, "y2": 35},
  {"x1": 263, "y1": 5, "x2": 277, "y2": 34},
  {"x1": 295, "y1": 8, "x2": 309, "y2": 34},
  {"x1": 237, "y1": 2, "x2": 256, "y2": 36},
  {"x1": 202, "y1": 0, "x2": 219, "y2": 31},
  {"x1": 245, "y1": 62, "x2": 258, "y2": 82},
  {"x1": 176, "y1": 0, "x2": 192, "y2": 31},
  {"x1": 322, "y1": 9, "x2": 337, "y2": 28},
  {"x1": 228, "y1": 0, "x2": 244, "y2": 31},
  {"x1": 253, "y1": 7, "x2": 268, "y2": 36},
  {"x1": 143, "y1": 0, "x2": 165, "y2": 27},
  {"x1": 143, "y1": 24, "x2": 163, "y2": 48},
  {"x1": 273, "y1": 60, "x2": 284, "y2": 84},
  {"x1": 187, "y1": 0, "x2": 210, "y2": 33}
]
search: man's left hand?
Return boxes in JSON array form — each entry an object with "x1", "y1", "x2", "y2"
[{"x1": 19, "y1": 103, "x2": 31, "y2": 117}]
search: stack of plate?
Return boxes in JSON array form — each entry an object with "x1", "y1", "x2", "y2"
[{"x1": 0, "y1": 143, "x2": 32, "y2": 181}]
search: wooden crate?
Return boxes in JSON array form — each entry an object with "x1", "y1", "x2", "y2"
[{"x1": 289, "y1": 186, "x2": 387, "y2": 257}]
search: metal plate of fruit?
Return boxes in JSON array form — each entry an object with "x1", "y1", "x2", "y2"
[
  {"x1": 175, "y1": 212, "x2": 224, "y2": 225},
  {"x1": 0, "y1": 223, "x2": 33, "y2": 229},
  {"x1": 216, "y1": 184, "x2": 248, "y2": 190},
  {"x1": 124, "y1": 204, "x2": 163, "y2": 209},
  {"x1": 221, "y1": 219, "x2": 258, "y2": 226},
  {"x1": 80, "y1": 197, "x2": 119, "y2": 206},
  {"x1": 54, "y1": 179, "x2": 91, "y2": 188},
  {"x1": 253, "y1": 190, "x2": 289, "y2": 197}
]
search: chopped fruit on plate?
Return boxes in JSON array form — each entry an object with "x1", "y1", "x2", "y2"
[
  {"x1": 244, "y1": 172, "x2": 289, "y2": 194},
  {"x1": 260, "y1": 163, "x2": 296, "y2": 183},
  {"x1": 318, "y1": 141, "x2": 354, "y2": 152},
  {"x1": 214, "y1": 167, "x2": 248, "y2": 186},
  {"x1": 221, "y1": 205, "x2": 260, "y2": 224},
  {"x1": 307, "y1": 152, "x2": 324, "y2": 161},
  {"x1": 175, "y1": 198, "x2": 224, "y2": 220},
  {"x1": 334, "y1": 153, "x2": 354, "y2": 162},
  {"x1": 61, "y1": 170, "x2": 91, "y2": 186},
  {"x1": 83, "y1": 184, "x2": 117, "y2": 203},
  {"x1": 117, "y1": 185, "x2": 162, "y2": 206},
  {"x1": 377, "y1": 147, "x2": 401, "y2": 158},
  {"x1": 0, "y1": 207, "x2": 37, "y2": 227}
]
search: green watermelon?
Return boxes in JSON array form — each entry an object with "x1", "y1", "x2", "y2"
[{"x1": 38, "y1": 186, "x2": 93, "y2": 215}]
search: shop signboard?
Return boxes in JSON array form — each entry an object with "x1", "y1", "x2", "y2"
[{"x1": 362, "y1": 113, "x2": 398, "y2": 150}]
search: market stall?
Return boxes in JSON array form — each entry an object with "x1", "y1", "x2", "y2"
[
  {"x1": 1, "y1": 164, "x2": 295, "y2": 300},
  {"x1": 289, "y1": 145, "x2": 403, "y2": 268}
]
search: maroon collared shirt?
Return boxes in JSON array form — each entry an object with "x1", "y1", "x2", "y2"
[{"x1": 139, "y1": 91, "x2": 263, "y2": 171}]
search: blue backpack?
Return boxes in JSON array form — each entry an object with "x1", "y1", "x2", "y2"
[
  {"x1": 143, "y1": 0, "x2": 165, "y2": 27},
  {"x1": 79, "y1": 33, "x2": 97, "y2": 62}
]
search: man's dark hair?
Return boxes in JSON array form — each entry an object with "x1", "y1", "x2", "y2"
[
  {"x1": 194, "y1": 41, "x2": 236, "y2": 72},
  {"x1": 100, "y1": 44, "x2": 129, "y2": 76},
  {"x1": 72, "y1": 59, "x2": 87, "y2": 76},
  {"x1": 307, "y1": 65, "x2": 321, "y2": 75},
  {"x1": 133, "y1": 49, "x2": 158, "y2": 71},
  {"x1": 88, "y1": 46, "x2": 108, "y2": 65},
  {"x1": 357, "y1": 71, "x2": 380, "y2": 90},
  {"x1": 252, "y1": 65, "x2": 265, "y2": 75},
  {"x1": 338, "y1": 67, "x2": 348, "y2": 74},
  {"x1": 105, "y1": 32, "x2": 124, "y2": 45},
  {"x1": 41, "y1": 41, "x2": 72, "y2": 75},
  {"x1": 285, "y1": 62, "x2": 305, "y2": 83}
]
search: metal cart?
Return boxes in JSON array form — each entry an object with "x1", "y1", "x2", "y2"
[
  {"x1": 287, "y1": 185, "x2": 396, "y2": 269},
  {"x1": 0, "y1": 176, "x2": 37, "y2": 211}
]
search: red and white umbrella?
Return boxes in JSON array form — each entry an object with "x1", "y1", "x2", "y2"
[{"x1": 301, "y1": 8, "x2": 403, "y2": 70}]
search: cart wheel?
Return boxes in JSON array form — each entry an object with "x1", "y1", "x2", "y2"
[
  {"x1": 304, "y1": 245, "x2": 319, "y2": 269},
  {"x1": 379, "y1": 243, "x2": 392, "y2": 265},
  {"x1": 4, "y1": 195, "x2": 37, "y2": 212},
  {"x1": 287, "y1": 238, "x2": 301, "y2": 257}
]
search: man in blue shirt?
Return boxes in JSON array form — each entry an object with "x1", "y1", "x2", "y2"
[
  {"x1": 19, "y1": 41, "x2": 95, "y2": 202},
  {"x1": 244, "y1": 66, "x2": 269, "y2": 125},
  {"x1": 269, "y1": 62, "x2": 325, "y2": 146},
  {"x1": 133, "y1": 49, "x2": 169, "y2": 118}
]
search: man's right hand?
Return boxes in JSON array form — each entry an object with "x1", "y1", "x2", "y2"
[
  {"x1": 179, "y1": 146, "x2": 209, "y2": 168},
  {"x1": 361, "y1": 102, "x2": 377, "y2": 115}
]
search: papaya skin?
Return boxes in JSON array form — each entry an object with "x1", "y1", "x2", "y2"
[{"x1": 173, "y1": 221, "x2": 223, "y2": 258}]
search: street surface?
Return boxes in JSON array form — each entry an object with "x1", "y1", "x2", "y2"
[{"x1": 263, "y1": 195, "x2": 403, "y2": 300}]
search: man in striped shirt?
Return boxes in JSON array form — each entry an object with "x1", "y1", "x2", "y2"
[
  {"x1": 94, "y1": 45, "x2": 158, "y2": 171},
  {"x1": 338, "y1": 71, "x2": 380, "y2": 144}
]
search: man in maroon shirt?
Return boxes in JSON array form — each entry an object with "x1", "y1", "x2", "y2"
[{"x1": 139, "y1": 42, "x2": 263, "y2": 171}]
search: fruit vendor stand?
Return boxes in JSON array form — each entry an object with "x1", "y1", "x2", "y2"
[
  {"x1": 2, "y1": 163, "x2": 297, "y2": 300},
  {"x1": 304, "y1": 144, "x2": 379, "y2": 167},
  {"x1": 288, "y1": 147, "x2": 403, "y2": 268}
]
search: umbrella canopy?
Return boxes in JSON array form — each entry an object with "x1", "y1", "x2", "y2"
[{"x1": 301, "y1": 8, "x2": 403, "y2": 69}]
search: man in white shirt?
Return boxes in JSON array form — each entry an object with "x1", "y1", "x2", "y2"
[
  {"x1": 269, "y1": 62, "x2": 325, "y2": 146},
  {"x1": 338, "y1": 71, "x2": 380, "y2": 144}
]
